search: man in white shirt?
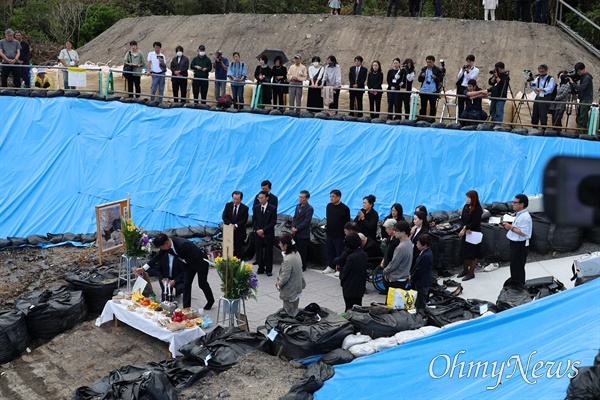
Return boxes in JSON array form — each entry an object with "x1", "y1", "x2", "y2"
[
  {"x1": 502, "y1": 194, "x2": 533, "y2": 287},
  {"x1": 145, "y1": 41, "x2": 167, "y2": 102},
  {"x1": 530, "y1": 64, "x2": 556, "y2": 129},
  {"x1": 456, "y1": 54, "x2": 480, "y2": 117}
]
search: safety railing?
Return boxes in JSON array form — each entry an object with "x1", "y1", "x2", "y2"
[
  {"x1": 554, "y1": 0, "x2": 600, "y2": 60},
  {"x1": 3, "y1": 65, "x2": 598, "y2": 135},
  {"x1": 2, "y1": 63, "x2": 104, "y2": 92}
]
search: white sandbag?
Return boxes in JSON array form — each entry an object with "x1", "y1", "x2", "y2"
[
  {"x1": 442, "y1": 319, "x2": 470, "y2": 329},
  {"x1": 369, "y1": 336, "x2": 398, "y2": 352},
  {"x1": 527, "y1": 194, "x2": 544, "y2": 213},
  {"x1": 348, "y1": 342, "x2": 377, "y2": 357},
  {"x1": 418, "y1": 325, "x2": 442, "y2": 335},
  {"x1": 394, "y1": 329, "x2": 425, "y2": 344},
  {"x1": 341, "y1": 332, "x2": 372, "y2": 350}
]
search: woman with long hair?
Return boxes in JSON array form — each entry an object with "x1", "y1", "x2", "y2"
[
  {"x1": 410, "y1": 210, "x2": 429, "y2": 267},
  {"x1": 271, "y1": 55, "x2": 288, "y2": 111},
  {"x1": 381, "y1": 203, "x2": 403, "y2": 240},
  {"x1": 458, "y1": 190, "x2": 483, "y2": 281},
  {"x1": 386, "y1": 58, "x2": 402, "y2": 120},
  {"x1": 398, "y1": 58, "x2": 415, "y2": 119},
  {"x1": 323, "y1": 55, "x2": 342, "y2": 113},
  {"x1": 276, "y1": 233, "x2": 305, "y2": 316},
  {"x1": 307, "y1": 56, "x2": 324, "y2": 111},
  {"x1": 367, "y1": 60, "x2": 384, "y2": 118}
]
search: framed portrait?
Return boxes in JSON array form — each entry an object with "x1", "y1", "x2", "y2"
[{"x1": 95, "y1": 198, "x2": 130, "y2": 262}]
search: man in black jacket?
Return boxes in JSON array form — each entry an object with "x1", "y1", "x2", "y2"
[
  {"x1": 569, "y1": 62, "x2": 594, "y2": 129},
  {"x1": 253, "y1": 180, "x2": 278, "y2": 212},
  {"x1": 488, "y1": 61, "x2": 510, "y2": 123},
  {"x1": 222, "y1": 190, "x2": 249, "y2": 259},
  {"x1": 253, "y1": 191, "x2": 277, "y2": 276},
  {"x1": 155, "y1": 253, "x2": 185, "y2": 301},
  {"x1": 418, "y1": 55, "x2": 444, "y2": 120},
  {"x1": 138, "y1": 234, "x2": 214, "y2": 309},
  {"x1": 292, "y1": 190, "x2": 314, "y2": 271},
  {"x1": 349, "y1": 56, "x2": 368, "y2": 117}
]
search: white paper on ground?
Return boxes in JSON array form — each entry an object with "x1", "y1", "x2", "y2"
[{"x1": 466, "y1": 231, "x2": 483, "y2": 245}]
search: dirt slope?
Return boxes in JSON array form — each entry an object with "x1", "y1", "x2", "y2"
[{"x1": 78, "y1": 14, "x2": 598, "y2": 89}]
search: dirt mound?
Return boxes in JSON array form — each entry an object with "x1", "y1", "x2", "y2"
[{"x1": 78, "y1": 14, "x2": 598, "y2": 86}]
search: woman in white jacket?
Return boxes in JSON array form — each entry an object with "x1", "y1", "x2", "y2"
[{"x1": 483, "y1": 0, "x2": 498, "y2": 21}]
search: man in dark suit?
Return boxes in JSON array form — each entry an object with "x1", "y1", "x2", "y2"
[
  {"x1": 292, "y1": 190, "x2": 314, "y2": 271},
  {"x1": 349, "y1": 56, "x2": 368, "y2": 117},
  {"x1": 222, "y1": 190, "x2": 249, "y2": 259},
  {"x1": 253, "y1": 190, "x2": 277, "y2": 276},
  {"x1": 138, "y1": 233, "x2": 214, "y2": 309},
  {"x1": 155, "y1": 253, "x2": 185, "y2": 301},
  {"x1": 253, "y1": 180, "x2": 278, "y2": 212}
]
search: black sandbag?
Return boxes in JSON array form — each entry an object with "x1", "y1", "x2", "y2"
[
  {"x1": 29, "y1": 90, "x2": 47, "y2": 97},
  {"x1": 0, "y1": 89, "x2": 16, "y2": 96},
  {"x1": 344, "y1": 115, "x2": 357, "y2": 122},
  {"x1": 465, "y1": 298, "x2": 498, "y2": 315},
  {"x1": 64, "y1": 266, "x2": 119, "y2": 312},
  {"x1": 431, "y1": 122, "x2": 446, "y2": 129},
  {"x1": 430, "y1": 234, "x2": 462, "y2": 269},
  {"x1": 77, "y1": 92, "x2": 94, "y2": 99},
  {"x1": 281, "y1": 361, "x2": 335, "y2": 400},
  {"x1": 62, "y1": 232, "x2": 81, "y2": 242},
  {"x1": 179, "y1": 326, "x2": 268, "y2": 371},
  {"x1": 347, "y1": 306, "x2": 425, "y2": 338},
  {"x1": 46, "y1": 232, "x2": 64, "y2": 244},
  {"x1": 426, "y1": 304, "x2": 475, "y2": 327},
  {"x1": 7, "y1": 236, "x2": 27, "y2": 246},
  {"x1": 490, "y1": 202, "x2": 510, "y2": 215},
  {"x1": 204, "y1": 226, "x2": 220, "y2": 237},
  {"x1": 566, "y1": 365, "x2": 600, "y2": 400},
  {"x1": 0, "y1": 238, "x2": 11, "y2": 248},
  {"x1": 14, "y1": 90, "x2": 29, "y2": 97},
  {"x1": 80, "y1": 232, "x2": 96, "y2": 243},
  {"x1": 300, "y1": 111, "x2": 314, "y2": 118},
  {"x1": 105, "y1": 95, "x2": 120, "y2": 102},
  {"x1": 0, "y1": 310, "x2": 32, "y2": 364},
  {"x1": 429, "y1": 211, "x2": 449, "y2": 224},
  {"x1": 386, "y1": 119, "x2": 400, "y2": 125},
  {"x1": 264, "y1": 306, "x2": 353, "y2": 360},
  {"x1": 584, "y1": 227, "x2": 600, "y2": 244},
  {"x1": 446, "y1": 122, "x2": 462, "y2": 130},
  {"x1": 447, "y1": 210, "x2": 461, "y2": 223},
  {"x1": 170, "y1": 102, "x2": 184, "y2": 108},
  {"x1": 119, "y1": 97, "x2": 133, "y2": 103},
  {"x1": 530, "y1": 213, "x2": 551, "y2": 254},
  {"x1": 319, "y1": 348, "x2": 355, "y2": 366},
  {"x1": 548, "y1": 225, "x2": 584, "y2": 253},
  {"x1": 274, "y1": 215, "x2": 293, "y2": 238},
  {"x1": 461, "y1": 125, "x2": 478, "y2": 131},
  {"x1": 496, "y1": 283, "x2": 532, "y2": 312},
  {"x1": 283, "y1": 110, "x2": 299, "y2": 118},
  {"x1": 162, "y1": 228, "x2": 177, "y2": 237},
  {"x1": 315, "y1": 112, "x2": 329, "y2": 119},
  {"x1": 91, "y1": 93, "x2": 105, "y2": 101},
  {"x1": 26, "y1": 234, "x2": 48, "y2": 245},
  {"x1": 481, "y1": 223, "x2": 511, "y2": 262},
  {"x1": 400, "y1": 119, "x2": 416, "y2": 126},
  {"x1": 356, "y1": 116, "x2": 371, "y2": 123},
  {"x1": 14, "y1": 285, "x2": 88, "y2": 339},
  {"x1": 308, "y1": 220, "x2": 327, "y2": 267},
  {"x1": 174, "y1": 226, "x2": 194, "y2": 238},
  {"x1": 243, "y1": 226, "x2": 255, "y2": 260},
  {"x1": 189, "y1": 226, "x2": 206, "y2": 237},
  {"x1": 416, "y1": 120, "x2": 431, "y2": 128}
]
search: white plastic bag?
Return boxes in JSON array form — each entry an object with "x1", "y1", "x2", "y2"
[
  {"x1": 348, "y1": 342, "x2": 376, "y2": 358},
  {"x1": 394, "y1": 329, "x2": 425, "y2": 344},
  {"x1": 370, "y1": 337, "x2": 398, "y2": 352}
]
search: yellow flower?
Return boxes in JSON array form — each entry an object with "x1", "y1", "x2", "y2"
[
  {"x1": 232, "y1": 256, "x2": 239, "y2": 262},
  {"x1": 215, "y1": 257, "x2": 223, "y2": 263},
  {"x1": 245, "y1": 264, "x2": 252, "y2": 272}
]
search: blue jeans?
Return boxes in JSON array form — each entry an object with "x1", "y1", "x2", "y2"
[
  {"x1": 231, "y1": 84, "x2": 245, "y2": 109},
  {"x1": 214, "y1": 79, "x2": 227, "y2": 99},
  {"x1": 150, "y1": 74, "x2": 165, "y2": 102},
  {"x1": 490, "y1": 99, "x2": 505, "y2": 122}
]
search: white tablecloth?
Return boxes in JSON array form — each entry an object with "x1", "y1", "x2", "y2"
[{"x1": 95, "y1": 301, "x2": 205, "y2": 357}]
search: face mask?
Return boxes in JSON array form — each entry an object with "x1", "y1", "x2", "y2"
[
  {"x1": 313, "y1": 62, "x2": 319, "y2": 67},
  {"x1": 328, "y1": 62, "x2": 334, "y2": 67},
  {"x1": 176, "y1": 51, "x2": 182, "y2": 57},
  {"x1": 199, "y1": 52, "x2": 205, "y2": 57}
]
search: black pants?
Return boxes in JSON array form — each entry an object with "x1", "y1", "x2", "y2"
[
  {"x1": 272, "y1": 88, "x2": 286, "y2": 110},
  {"x1": 192, "y1": 79, "x2": 209, "y2": 104},
  {"x1": 326, "y1": 236, "x2": 345, "y2": 268},
  {"x1": 369, "y1": 93, "x2": 382, "y2": 119},
  {"x1": 296, "y1": 238, "x2": 309, "y2": 271},
  {"x1": 233, "y1": 232, "x2": 245, "y2": 260},
  {"x1": 409, "y1": 0, "x2": 420, "y2": 15},
  {"x1": 387, "y1": 91, "x2": 400, "y2": 119},
  {"x1": 509, "y1": 241, "x2": 528, "y2": 287},
  {"x1": 344, "y1": 296, "x2": 363, "y2": 312},
  {"x1": 387, "y1": 0, "x2": 399, "y2": 16},
  {"x1": 327, "y1": 89, "x2": 340, "y2": 110},
  {"x1": 415, "y1": 286, "x2": 429, "y2": 313},
  {"x1": 457, "y1": 85, "x2": 468, "y2": 116},
  {"x1": 172, "y1": 78, "x2": 188, "y2": 102},
  {"x1": 1, "y1": 64, "x2": 20, "y2": 87},
  {"x1": 383, "y1": 279, "x2": 411, "y2": 291},
  {"x1": 552, "y1": 110, "x2": 564, "y2": 128},
  {"x1": 255, "y1": 234, "x2": 274, "y2": 274},
  {"x1": 419, "y1": 93, "x2": 437, "y2": 118},
  {"x1": 20, "y1": 64, "x2": 30, "y2": 88},
  {"x1": 349, "y1": 91, "x2": 364, "y2": 117},
  {"x1": 127, "y1": 75, "x2": 141, "y2": 98},
  {"x1": 398, "y1": 92, "x2": 411, "y2": 119},
  {"x1": 183, "y1": 263, "x2": 214, "y2": 308},
  {"x1": 531, "y1": 98, "x2": 550, "y2": 127},
  {"x1": 515, "y1": 0, "x2": 531, "y2": 22}
]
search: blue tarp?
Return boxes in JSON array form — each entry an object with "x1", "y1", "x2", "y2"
[
  {"x1": 1, "y1": 97, "x2": 599, "y2": 238},
  {"x1": 315, "y1": 278, "x2": 600, "y2": 399}
]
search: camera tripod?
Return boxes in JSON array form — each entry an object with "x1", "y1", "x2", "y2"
[
  {"x1": 563, "y1": 90, "x2": 577, "y2": 128},
  {"x1": 511, "y1": 78, "x2": 533, "y2": 126}
]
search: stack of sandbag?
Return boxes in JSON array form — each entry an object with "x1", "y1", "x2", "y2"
[
  {"x1": 264, "y1": 304, "x2": 353, "y2": 360},
  {"x1": 426, "y1": 286, "x2": 496, "y2": 327},
  {"x1": 308, "y1": 218, "x2": 328, "y2": 267},
  {"x1": 64, "y1": 266, "x2": 119, "y2": 312},
  {"x1": 531, "y1": 213, "x2": 584, "y2": 253},
  {"x1": 430, "y1": 234, "x2": 462, "y2": 269},
  {"x1": 281, "y1": 361, "x2": 335, "y2": 400},
  {"x1": 524, "y1": 276, "x2": 565, "y2": 299},
  {"x1": 481, "y1": 222, "x2": 511, "y2": 262},
  {"x1": 496, "y1": 279, "x2": 533, "y2": 312},
  {"x1": 179, "y1": 326, "x2": 268, "y2": 371},
  {"x1": 0, "y1": 310, "x2": 31, "y2": 364},
  {"x1": 14, "y1": 285, "x2": 88, "y2": 340},
  {"x1": 346, "y1": 304, "x2": 425, "y2": 338}
]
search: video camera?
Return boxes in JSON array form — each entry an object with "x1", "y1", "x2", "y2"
[
  {"x1": 523, "y1": 69, "x2": 534, "y2": 82},
  {"x1": 564, "y1": 69, "x2": 580, "y2": 82}
]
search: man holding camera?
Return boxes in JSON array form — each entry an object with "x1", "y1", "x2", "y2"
[
  {"x1": 456, "y1": 55, "x2": 480, "y2": 117},
  {"x1": 530, "y1": 64, "x2": 555, "y2": 129},
  {"x1": 213, "y1": 50, "x2": 229, "y2": 100},
  {"x1": 418, "y1": 55, "x2": 444, "y2": 120},
  {"x1": 145, "y1": 41, "x2": 167, "y2": 102},
  {"x1": 488, "y1": 62, "x2": 510, "y2": 123},
  {"x1": 569, "y1": 62, "x2": 594, "y2": 130}
]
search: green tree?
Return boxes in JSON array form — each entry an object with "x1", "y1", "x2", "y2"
[{"x1": 79, "y1": 4, "x2": 127, "y2": 44}]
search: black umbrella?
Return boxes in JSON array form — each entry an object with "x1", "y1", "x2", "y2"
[{"x1": 256, "y1": 49, "x2": 288, "y2": 67}]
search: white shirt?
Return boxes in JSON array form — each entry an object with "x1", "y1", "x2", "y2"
[
  {"x1": 506, "y1": 209, "x2": 532, "y2": 242},
  {"x1": 147, "y1": 51, "x2": 166, "y2": 73},
  {"x1": 59, "y1": 49, "x2": 79, "y2": 66},
  {"x1": 457, "y1": 66, "x2": 480, "y2": 87}
]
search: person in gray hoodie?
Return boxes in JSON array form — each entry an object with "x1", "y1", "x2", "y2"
[{"x1": 276, "y1": 233, "x2": 306, "y2": 316}]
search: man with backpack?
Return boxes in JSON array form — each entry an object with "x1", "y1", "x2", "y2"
[{"x1": 530, "y1": 64, "x2": 556, "y2": 129}]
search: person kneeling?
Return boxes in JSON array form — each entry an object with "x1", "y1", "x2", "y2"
[
  {"x1": 34, "y1": 68, "x2": 53, "y2": 89},
  {"x1": 460, "y1": 79, "x2": 488, "y2": 126}
]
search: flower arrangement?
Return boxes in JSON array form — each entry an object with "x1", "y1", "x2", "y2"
[
  {"x1": 120, "y1": 217, "x2": 151, "y2": 257},
  {"x1": 208, "y1": 256, "x2": 258, "y2": 300}
]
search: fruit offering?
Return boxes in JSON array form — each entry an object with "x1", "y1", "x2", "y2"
[
  {"x1": 147, "y1": 301, "x2": 160, "y2": 310},
  {"x1": 132, "y1": 289, "x2": 145, "y2": 302},
  {"x1": 140, "y1": 298, "x2": 151, "y2": 307},
  {"x1": 170, "y1": 309, "x2": 188, "y2": 323}
]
